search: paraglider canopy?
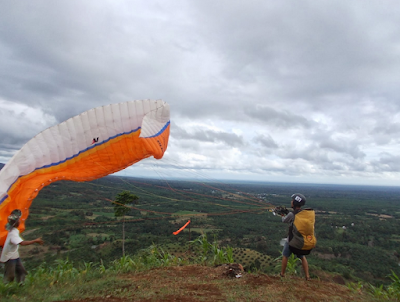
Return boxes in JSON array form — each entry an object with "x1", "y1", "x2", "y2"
[{"x1": 0, "y1": 100, "x2": 170, "y2": 246}]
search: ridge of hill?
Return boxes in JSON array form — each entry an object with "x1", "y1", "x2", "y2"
[
  {"x1": 51, "y1": 265, "x2": 375, "y2": 302},
  {"x1": 2, "y1": 262, "x2": 381, "y2": 302}
]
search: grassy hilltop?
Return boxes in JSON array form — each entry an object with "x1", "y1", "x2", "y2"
[{"x1": 2, "y1": 241, "x2": 396, "y2": 302}]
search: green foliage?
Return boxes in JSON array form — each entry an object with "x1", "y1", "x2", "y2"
[
  {"x1": 386, "y1": 270, "x2": 400, "y2": 299},
  {"x1": 286, "y1": 254, "x2": 301, "y2": 275},
  {"x1": 51, "y1": 258, "x2": 79, "y2": 281},
  {"x1": 142, "y1": 244, "x2": 186, "y2": 267},
  {"x1": 274, "y1": 253, "x2": 300, "y2": 276},
  {"x1": 347, "y1": 272, "x2": 400, "y2": 300},
  {"x1": 347, "y1": 281, "x2": 364, "y2": 293},
  {"x1": 190, "y1": 234, "x2": 212, "y2": 264},
  {"x1": 110, "y1": 255, "x2": 137, "y2": 273},
  {"x1": 367, "y1": 283, "x2": 388, "y2": 300},
  {"x1": 0, "y1": 281, "x2": 20, "y2": 298},
  {"x1": 69, "y1": 234, "x2": 87, "y2": 248},
  {"x1": 190, "y1": 234, "x2": 235, "y2": 266},
  {"x1": 114, "y1": 190, "x2": 139, "y2": 217}
]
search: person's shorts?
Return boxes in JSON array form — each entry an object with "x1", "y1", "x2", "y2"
[
  {"x1": 282, "y1": 241, "x2": 304, "y2": 259},
  {"x1": 3, "y1": 258, "x2": 27, "y2": 283}
]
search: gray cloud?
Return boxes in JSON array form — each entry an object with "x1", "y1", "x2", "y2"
[
  {"x1": 245, "y1": 106, "x2": 312, "y2": 129},
  {"x1": 1, "y1": 1, "x2": 400, "y2": 185},
  {"x1": 318, "y1": 138, "x2": 365, "y2": 159},
  {"x1": 172, "y1": 122, "x2": 244, "y2": 147},
  {"x1": 254, "y1": 134, "x2": 278, "y2": 149},
  {"x1": 371, "y1": 154, "x2": 400, "y2": 172}
]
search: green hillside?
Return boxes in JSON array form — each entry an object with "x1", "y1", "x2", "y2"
[{"x1": 2, "y1": 176, "x2": 400, "y2": 300}]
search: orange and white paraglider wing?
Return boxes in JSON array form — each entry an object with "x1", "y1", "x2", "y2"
[{"x1": 0, "y1": 100, "x2": 170, "y2": 246}]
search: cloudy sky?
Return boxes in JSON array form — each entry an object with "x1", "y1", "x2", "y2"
[{"x1": 1, "y1": 1, "x2": 400, "y2": 186}]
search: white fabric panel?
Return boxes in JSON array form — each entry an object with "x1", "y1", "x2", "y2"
[
  {"x1": 54, "y1": 124, "x2": 66, "y2": 163},
  {"x1": 111, "y1": 103, "x2": 123, "y2": 135},
  {"x1": 80, "y1": 111, "x2": 92, "y2": 150},
  {"x1": 59, "y1": 120, "x2": 73, "y2": 160},
  {"x1": 119, "y1": 102, "x2": 130, "y2": 133},
  {"x1": 87, "y1": 108, "x2": 99, "y2": 145},
  {"x1": 142, "y1": 100, "x2": 151, "y2": 123},
  {"x1": 94, "y1": 106, "x2": 108, "y2": 144},
  {"x1": 72, "y1": 114, "x2": 86, "y2": 152},
  {"x1": 102, "y1": 104, "x2": 113, "y2": 140},
  {"x1": 127, "y1": 102, "x2": 138, "y2": 131},
  {"x1": 66, "y1": 116, "x2": 79, "y2": 156},
  {"x1": 134, "y1": 101, "x2": 145, "y2": 130},
  {"x1": 32, "y1": 132, "x2": 47, "y2": 168},
  {"x1": 42, "y1": 124, "x2": 59, "y2": 165},
  {"x1": 19, "y1": 144, "x2": 34, "y2": 176},
  {"x1": 140, "y1": 102, "x2": 170, "y2": 138}
]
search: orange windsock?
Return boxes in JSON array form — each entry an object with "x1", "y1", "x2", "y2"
[{"x1": 173, "y1": 220, "x2": 191, "y2": 235}]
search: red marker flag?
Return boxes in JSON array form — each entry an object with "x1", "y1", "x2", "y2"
[{"x1": 173, "y1": 220, "x2": 191, "y2": 235}]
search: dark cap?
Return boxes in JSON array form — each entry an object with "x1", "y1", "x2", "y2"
[{"x1": 5, "y1": 209, "x2": 22, "y2": 230}]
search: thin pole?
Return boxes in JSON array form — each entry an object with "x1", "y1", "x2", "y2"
[{"x1": 189, "y1": 218, "x2": 191, "y2": 254}]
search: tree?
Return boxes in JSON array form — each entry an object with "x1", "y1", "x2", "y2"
[{"x1": 114, "y1": 190, "x2": 139, "y2": 256}]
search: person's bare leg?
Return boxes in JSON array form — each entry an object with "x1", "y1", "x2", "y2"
[
  {"x1": 301, "y1": 256, "x2": 310, "y2": 280},
  {"x1": 281, "y1": 256, "x2": 288, "y2": 277}
]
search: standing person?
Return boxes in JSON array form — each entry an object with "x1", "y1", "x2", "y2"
[
  {"x1": 279, "y1": 193, "x2": 312, "y2": 280},
  {"x1": 0, "y1": 210, "x2": 44, "y2": 284}
]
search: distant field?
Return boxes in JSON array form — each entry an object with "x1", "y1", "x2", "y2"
[
  {"x1": 172, "y1": 211, "x2": 208, "y2": 223},
  {"x1": 172, "y1": 210, "x2": 203, "y2": 216},
  {"x1": 183, "y1": 227, "x2": 221, "y2": 233}
]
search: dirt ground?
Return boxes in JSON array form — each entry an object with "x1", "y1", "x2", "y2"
[{"x1": 58, "y1": 264, "x2": 368, "y2": 302}]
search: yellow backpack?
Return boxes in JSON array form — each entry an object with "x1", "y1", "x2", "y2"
[{"x1": 289, "y1": 209, "x2": 317, "y2": 255}]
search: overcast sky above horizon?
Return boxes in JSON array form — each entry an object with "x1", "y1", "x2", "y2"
[{"x1": 1, "y1": 1, "x2": 400, "y2": 186}]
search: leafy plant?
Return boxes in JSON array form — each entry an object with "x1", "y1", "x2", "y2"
[
  {"x1": 144, "y1": 244, "x2": 185, "y2": 267},
  {"x1": 50, "y1": 258, "x2": 79, "y2": 281},
  {"x1": 347, "y1": 281, "x2": 363, "y2": 293},
  {"x1": 110, "y1": 255, "x2": 137, "y2": 273},
  {"x1": 367, "y1": 283, "x2": 388, "y2": 299},
  {"x1": 387, "y1": 270, "x2": 400, "y2": 299},
  {"x1": 190, "y1": 234, "x2": 235, "y2": 266},
  {"x1": 274, "y1": 253, "x2": 300, "y2": 275},
  {"x1": 81, "y1": 261, "x2": 95, "y2": 275},
  {"x1": 190, "y1": 234, "x2": 212, "y2": 264},
  {"x1": 285, "y1": 254, "x2": 300, "y2": 275}
]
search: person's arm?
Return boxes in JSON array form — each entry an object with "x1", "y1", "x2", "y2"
[
  {"x1": 282, "y1": 212, "x2": 294, "y2": 223},
  {"x1": 19, "y1": 238, "x2": 44, "y2": 246}
]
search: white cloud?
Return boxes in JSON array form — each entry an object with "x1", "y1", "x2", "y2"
[{"x1": 0, "y1": 100, "x2": 57, "y2": 147}]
